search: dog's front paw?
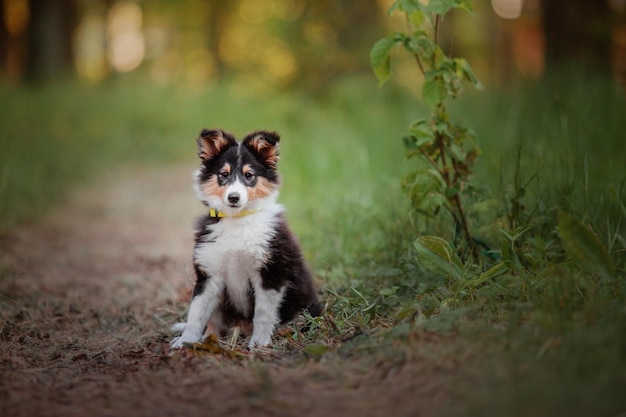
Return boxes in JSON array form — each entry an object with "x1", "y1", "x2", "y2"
[
  {"x1": 170, "y1": 331, "x2": 201, "y2": 349},
  {"x1": 170, "y1": 336, "x2": 185, "y2": 349},
  {"x1": 248, "y1": 333, "x2": 272, "y2": 348}
]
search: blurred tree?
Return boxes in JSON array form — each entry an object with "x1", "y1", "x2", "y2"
[
  {"x1": 283, "y1": 0, "x2": 383, "y2": 90},
  {"x1": 26, "y1": 0, "x2": 77, "y2": 80},
  {"x1": 542, "y1": 0, "x2": 613, "y2": 73},
  {"x1": 0, "y1": 3, "x2": 8, "y2": 74},
  {"x1": 206, "y1": 0, "x2": 235, "y2": 79},
  {"x1": 325, "y1": 0, "x2": 382, "y2": 80}
]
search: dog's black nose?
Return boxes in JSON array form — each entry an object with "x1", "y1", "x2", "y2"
[{"x1": 227, "y1": 193, "x2": 240, "y2": 204}]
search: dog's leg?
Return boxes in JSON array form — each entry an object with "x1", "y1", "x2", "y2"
[
  {"x1": 171, "y1": 269, "x2": 223, "y2": 349},
  {"x1": 248, "y1": 282, "x2": 285, "y2": 348},
  {"x1": 206, "y1": 307, "x2": 226, "y2": 337}
]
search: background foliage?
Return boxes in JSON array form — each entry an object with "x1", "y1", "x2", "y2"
[{"x1": 1, "y1": 1, "x2": 626, "y2": 416}]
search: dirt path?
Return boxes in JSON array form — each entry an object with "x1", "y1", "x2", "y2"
[{"x1": 0, "y1": 164, "x2": 455, "y2": 417}]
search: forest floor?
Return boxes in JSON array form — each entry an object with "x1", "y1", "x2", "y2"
[{"x1": 0, "y1": 164, "x2": 477, "y2": 417}]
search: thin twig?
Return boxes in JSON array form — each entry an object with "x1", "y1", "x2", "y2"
[
  {"x1": 453, "y1": 193, "x2": 479, "y2": 258},
  {"x1": 413, "y1": 54, "x2": 426, "y2": 75},
  {"x1": 404, "y1": 12, "x2": 426, "y2": 75},
  {"x1": 439, "y1": 131, "x2": 478, "y2": 258},
  {"x1": 418, "y1": 147, "x2": 445, "y2": 177},
  {"x1": 436, "y1": 131, "x2": 451, "y2": 186},
  {"x1": 443, "y1": 202, "x2": 462, "y2": 226}
]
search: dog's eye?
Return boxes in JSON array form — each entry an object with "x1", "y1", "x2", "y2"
[
  {"x1": 218, "y1": 171, "x2": 229, "y2": 179},
  {"x1": 244, "y1": 172, "x2": 255, "y2": 180}
]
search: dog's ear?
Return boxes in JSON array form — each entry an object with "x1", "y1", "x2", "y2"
[
  {"x1": 196, "y1": 129, "x2": 236, "y2": 161},
  {"x1": 242, "y1": 131, "x2": 280, "y2": 169}
]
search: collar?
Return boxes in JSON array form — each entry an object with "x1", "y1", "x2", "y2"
[{"x1": 208, "y1": 208, "x2": 257, "y2": 218}]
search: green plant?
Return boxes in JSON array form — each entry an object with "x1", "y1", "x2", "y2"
[{"x1": 370, "y1": 0, "x2": 484, "y2": 258}]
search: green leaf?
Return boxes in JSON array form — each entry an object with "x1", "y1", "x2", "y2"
[
  {"x1": 408, "y1": 119, "x2": 434, "y2": 147},
  {"x1": 389, "y1": 0, "x2": 421, "y2": 15},
  {"x1": 395, "y1": 305, "x2": 420, "y2": 322},
  {"x1": 448, "y1": 143, "x2": 467, "y2": 162},
  {"x1": 424, "y1": 0, "x2": 459, "y2": 16},
  {"x1": 445, "y1": 184, "x2": 460, "y2": 198},
  {"x1": 405, "y1": 32, "x2": 435, "y2": 60},
  {"x1": 370, "y1": 36, "x2": 397, "y2": 86},
  {"x1": 408, "y1": 10, "x2": 426, "y2": 27},
  {"x1": 456, "y1": 0, "x2": 475, "y2": 12},
  {"x1": 304, "y1": 343, "x2": 330, "y2": 356},
  {"x1": 388, "y1": 0, "x2": 401, "y2": 14},
  {"x1": 402, "y1": 169, "x2": 445, "y2": 215},
  {"x1": 502, "y1": 239, "x2": 524, "y2": 274},
  {"x1": 371, "y1": 34, "x2": 404, "y2": 86},
  {"x1": 469, "y1": 262, "x2": 509, "y2": 288},
  {"x1": 424, "y1": 0, "x2": 474, "y2": 15},
  {"x1": 453, "y1": 58, "x2": 484, "y2": 90},
  {"x1": 403, "y1": 134, "x2": 417, "y2": 151},
  {"x1": 380, "y1": 286, "x2": 399, "y2": 297},
  {"x1": 557, "y1": 211, "x2": 616, "y2": 280},
  {"x1": 422, "y1": 78, "x2": 446, "y2": 107},
  {"x1": 414, "y1": 236, "x2": 465, "y2": 281}
]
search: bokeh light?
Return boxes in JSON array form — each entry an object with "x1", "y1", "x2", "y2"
[
  {"x1": 491, "y1": 0, "x2": 523, "y2": 19},
  {"x1": 107, "y1": 2, "x2": 145, "y2": 73}
]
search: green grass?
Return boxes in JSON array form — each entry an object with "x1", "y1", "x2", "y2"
[
  {"x1": 2, "y1": 71, "x2": 625, "y2": 416},
  {"x1": 0, "y1": 77, "x2": 414, "y2": 233}
]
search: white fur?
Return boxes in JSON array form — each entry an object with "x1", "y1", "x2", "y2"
[
  {"x1": 224, "y1": 180, "x2": 248, "y2": 208},
  {"x1": 193, "y1": 168, "x2": 221, "y2": 210},
  {"x1": 170, "y1": 187, "x2": 286, "y2": 349},
  {"x1": 170, "y1": 322, "x2": 186, "y2": 332},
  {"x1": 249, "y1": 283, "x2": 286, "y2": 347},
  {"x1": 170, "y1": 277, "x2": 223, "y2": 348}
]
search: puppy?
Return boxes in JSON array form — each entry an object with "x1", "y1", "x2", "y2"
[{"x1": 170, "y1": 129, "x2": 322, "y2": 349}]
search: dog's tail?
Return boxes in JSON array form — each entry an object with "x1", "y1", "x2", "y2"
[{"x1": 170, "y1": 322, "x2": 186, "y2": 333}]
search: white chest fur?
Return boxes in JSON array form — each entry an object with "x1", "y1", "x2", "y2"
[{"x1": 193, "y1": 204, "x2": 283, "y2": 314}]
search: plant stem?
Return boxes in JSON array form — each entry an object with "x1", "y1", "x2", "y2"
[
  {"x1": 453, "y1": 192, "x2": 479, "y2": 258},
  {"x1": 413, "y1": 54, "x2": 426, "y2": 76},
  {"x1": 418, "y1": 147, "x2": 444, "y2": 176},
  {"x1": 436, "y1": 131, "x2": 451, "y2": 186},
  {"x1": 400, "y1": 8, "x2": 479, "y2": 260},
  {"x1": 444, "y1": 202, "x2": 462, "y2": 229},
  {"x1": 405, "y1": 13, "x2": 426, "y2": 75}
]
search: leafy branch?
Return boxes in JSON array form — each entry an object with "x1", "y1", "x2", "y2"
[{"x1": 370, "y1": 0, "x2": 483, "y2": 259}]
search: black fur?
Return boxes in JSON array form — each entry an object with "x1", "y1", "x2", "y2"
[
  {"x1": 260, "y1": 215, "x2": 322, "y2": 322},
  {"x1": 190, "y1": 129, "x2": 321, "y2": 339},
  {"x1": 191, "y1": 212, "x2": 322, "y2": 325},
  {"x1": 196, "y1": 132, "x2": 280, "y2": 188},
  {"x1": 192, "y1": 265, "x2": 208, "y2": 298}
]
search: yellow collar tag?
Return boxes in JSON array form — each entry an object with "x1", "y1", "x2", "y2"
[{"x1": 208, "y1": 208, "x2": 256, "y2": 218}]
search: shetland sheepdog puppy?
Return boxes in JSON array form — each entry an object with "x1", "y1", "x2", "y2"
[{"x1": 170, "y1": 129, "x2": 322, "y2": 349}]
